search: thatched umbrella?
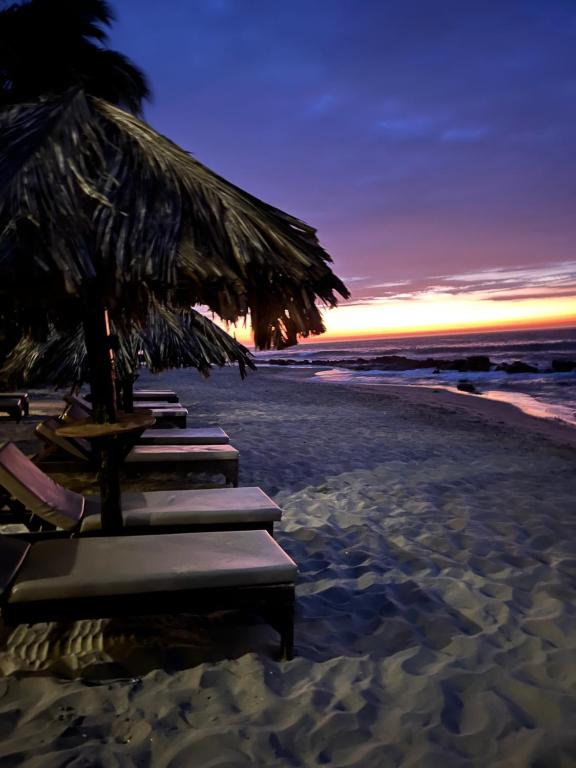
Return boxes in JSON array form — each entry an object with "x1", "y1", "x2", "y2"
[
  {"x1": 0, "y1": 91, "x2": 348, "y2": 531},
  {"x1": 0, "y1": 305, "x2": 255, "y2": 402}
]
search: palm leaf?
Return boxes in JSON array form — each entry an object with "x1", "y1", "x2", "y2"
[
  {"x1": 0, "y1": 306, "x2": 255, "y2": 388},
  {"x1": 0, "y1": 90, "x2": 349, "y2": 349}
]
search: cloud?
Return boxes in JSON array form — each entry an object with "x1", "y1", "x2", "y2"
[
  {"x1": 306, "y1": 93, "x2": 338, "y2": 115},
  {"x1": 340, "y1": 275, "x2": 370, "y2": 283},
  {"x1": 441, "y1": 127, "x2": 488, "y2": 143},
  {"x1": 353, "y1": 261, "x2": 576, "y2": 304},
  {"x1": 377, "y1": 115, "x2": 438, "y2": 140},
  {"x1": 376, "y1": 109, "x2": 489, "y2": 145},
  {"x1": 371, "y1": 280, "x2": 411, "y2": 288}
]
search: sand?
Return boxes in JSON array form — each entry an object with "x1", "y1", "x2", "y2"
[{"x1": 1, "y1": 366, "x2": 576, "y2": 767}]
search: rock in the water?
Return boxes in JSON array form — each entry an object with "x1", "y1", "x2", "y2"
[
  {"x1": 457, "y1": 379, "x2": 480, "y2": 394},
  {"x1": 496, "y1": 361, "x2": 538, "y2": 374},
  {"x1": 551, "y1": 359, "x2": 575, "y2": 373},
  {"x1": 453, "y1": 356, "x2": 491, "y2": 372}
]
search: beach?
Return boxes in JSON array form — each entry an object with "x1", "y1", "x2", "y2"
[{"x1": 1, "y1": 365, "x2": 576, "y2": 767}]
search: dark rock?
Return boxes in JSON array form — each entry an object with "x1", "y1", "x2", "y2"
[
  {"x1": 449, "y1": 356, "x2": 491, "y2": 372},
  {"x1": 464, "y1": 356, "x2": 491, "y2": 372},
  {"x1": 496, "y1": 361, "x2": 538, "y2": 374},
  {"x1": 456, "y1": 379, "x2": 480, "y2": 394}
]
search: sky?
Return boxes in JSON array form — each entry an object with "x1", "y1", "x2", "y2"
[{"x1": 109, "y1": 0, "x2": 576, "y2": 341}]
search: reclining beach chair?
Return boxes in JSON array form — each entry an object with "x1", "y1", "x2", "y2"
[
  {"x1": 63, "y1": 400, "x2": 229, "y2": 446},
  {"x1": 133, "y1": 389, "x2": 179, "y2": 403},
  {"x1": 0, "y1": 392, "x2": 30, "y2": 416},
  {"x1": 0, "y1": 442, "x2": 280, "y2": 535},
  {"x1": 88, "y1": 389, "x2": 180, "y2": 404},
  {"x1": 0, "y1": 531, "x2": 296, "y2": 659},
  {"x1": 35, "y1": 419, "x2": 240, "y2": 487},
  {"x1": 0, "y1": 397, "x2": 25, "y2": 423},
  {"x1": 68, "y1": 394, "x2": 188, "y2": 428}
]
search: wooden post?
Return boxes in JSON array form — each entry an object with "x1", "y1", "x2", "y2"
[
  {"x1": 121, "y1": 375, "x2": 135, "y2": 413},
  {"x1": 83, "y1": 295, "x2": 123, "y2": 533}
]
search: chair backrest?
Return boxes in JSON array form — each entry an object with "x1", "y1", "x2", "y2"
[
  {"x1": 34, "y1": 418, "x2": 92, "y2": 461},
  {"x1": 0, "y1": 442, "x2": 84, "y2": 530},
  {"x1": 61, "y1": 401, "x2": 88, "y2": 423},
  {"x1": 64, "y1": 394, "x2": 91, "y2": 415},
  {"x1": 0, "y1": 536, "x2": 30, "y2": 600}
]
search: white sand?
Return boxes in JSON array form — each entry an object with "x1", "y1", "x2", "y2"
[{"x1": 1, "y1": 367, "x2": 576, "y2": 767}]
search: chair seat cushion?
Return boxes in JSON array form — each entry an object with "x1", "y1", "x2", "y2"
[
  {"x1": 0, "y1": 398, "x2": 22, "y2": 410},
  {"x1": 125, "y1": 445, "x2": 238, "y2": 463},
  {"x1": 139, "y1": 427, "x2": 229, "y2": 445},
  {"x1": 133, "y1": 403, "x2": 188, "y2": 413},
  {"x1": 132, "y1": 390, "x2": 178, "y2": 402},
  {"x1": 80, "y1": 487, "x2": 281, "y2": 531},
  {"x1": 9, "y1": 530, "x2": 297, "y2": 603}
]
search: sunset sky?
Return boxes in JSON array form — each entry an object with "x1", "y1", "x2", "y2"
[{"x1": 110, "y1": 0, "x2": 576, "y2": 341}]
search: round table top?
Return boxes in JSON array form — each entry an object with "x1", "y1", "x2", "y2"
[{"x1": 56, "y1": 411, "x2": 156, "y2": 439}]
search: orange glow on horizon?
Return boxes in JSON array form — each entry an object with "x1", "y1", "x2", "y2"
[{"x1": 226, "y1": 295, "x2": 576, "y2": 345}]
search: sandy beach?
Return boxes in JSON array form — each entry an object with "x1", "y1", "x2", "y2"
[{"x1": 1, "y1": 366, "x2": 576, "y2": 767}]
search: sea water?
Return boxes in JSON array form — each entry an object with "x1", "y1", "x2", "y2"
[{"x1": 254, "y1": 327, "x2": 576, "y2": 427}]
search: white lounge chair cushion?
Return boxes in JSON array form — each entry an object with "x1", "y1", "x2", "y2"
[
  {"x1": 9, "y1": 530, "x2": 297, "y2": 602},
  {"x1": 139, "y1": 427, "x2": 229, "y2": 445},
  {"x1": 132, "y1": 403, "x2": 188, "y2": 414},
  {"x1": 0, "y1": 442, "x2": 84, "y2": 530},
  {"x1": 80, "y1": 487, "x2": 281, "y2": 531},
  {"x1": 125, "y1": 445, "x2": 238, "y2": 463},
  {"x1": 132, "y1": 390, "x2": 178, "y2": 401}
]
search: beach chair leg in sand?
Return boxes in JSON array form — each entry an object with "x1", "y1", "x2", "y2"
[{"x1": 0, "y1": 532, "x2": 297, "y2": 659}]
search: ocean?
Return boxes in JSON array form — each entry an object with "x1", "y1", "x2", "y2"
[{"x1": 254, "y1": 326, "x2": 576, "y2": 427}]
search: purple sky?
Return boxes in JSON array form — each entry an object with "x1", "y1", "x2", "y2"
[{"x1": 109, "y1": 0, "x2": 576, "y2": 319}]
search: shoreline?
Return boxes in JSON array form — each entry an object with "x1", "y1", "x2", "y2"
[
  {"x1": 258, "y1": 359, "x2": 576, "y2": 429},
  {"x1": 275, "y1": 366, "x2": 576, "y2": 451}
]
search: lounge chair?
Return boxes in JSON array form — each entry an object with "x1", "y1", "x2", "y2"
[
  {"x1": 132, "y1": 389, "x2": 179, "y2": 403},
  {"x1": 63, "y1": 401, "x2": 229, "y2": 445},
  {"x1": 0, "y1": 442, "x2": 279, "y2": 535},
  {"x1": 0, "y1": 531, "x2": 296, "y2": 659},
  {"x1": 138, "y1": 427, "x2": 229, "y2": 445},
  {"x1": 67, "y1": 394, "x2": 188, "y2": 428},
  {"x1": 0, "y1": 397, "x2": 25, "y2": 422},
  {"x1": 35, "y1": 419, "x2": 240, "y2": 487},
  {"x1": 87, "y1": 389, "x2": 180, "y2": 403},
  {"x1": 0, "y1": 392, "x2": 30, "y2": 416}
]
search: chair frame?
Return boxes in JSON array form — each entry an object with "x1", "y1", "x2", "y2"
[{"x1": 2, "y1": 583, "x2": 295, "y2": 659}]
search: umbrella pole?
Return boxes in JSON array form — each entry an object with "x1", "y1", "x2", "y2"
[
  {"x1": 83, "y1": 300, "x2": 123, "y2": 533},
  {"x1": 121, "y1": 375, "x2": 135, "y2": 412}
]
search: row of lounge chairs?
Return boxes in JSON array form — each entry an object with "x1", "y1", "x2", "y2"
[
  {"x1": 0, "y1": 388, "x2": 297, "y2": 659},
  {"x1": 35, "y1": 395, "x2": 240, "y2": 486}
]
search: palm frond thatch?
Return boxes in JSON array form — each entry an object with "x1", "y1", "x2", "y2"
[
  {"x1": 0, "y1": 90, "x2": 349, "y2": 349},
  {"x1": 0, "y1": 306, "x2": 255, "y2": 388}
]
